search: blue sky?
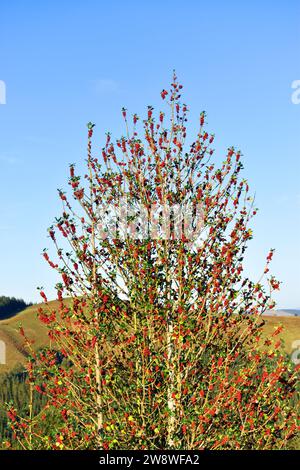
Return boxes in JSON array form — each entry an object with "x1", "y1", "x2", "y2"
[{"x1": 0, "y1": 0, "x2": 299, "y2": 307}]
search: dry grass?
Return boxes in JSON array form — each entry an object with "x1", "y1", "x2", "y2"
[
  {"x1": 0, "y1": 301, "x2": 57, "y2": 372},
  {"x1": 262, "y1": 316, "x2": 300, "y2": 353}
]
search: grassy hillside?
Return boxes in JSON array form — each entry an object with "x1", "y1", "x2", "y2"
[
  {"x1": 0, "y1": 301, "x2": 55, "y2": 372},
  {"x1": 262, "y1": 316, "x2": 300, "y2": 353},
  {"x1": 0, "y1": 301, "x2": 299, "y2": 373}
]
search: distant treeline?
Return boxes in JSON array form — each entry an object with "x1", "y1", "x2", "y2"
[
  {"x1": 0, "y1": 296, "x2": 32, "y2": 319},
  {"x1": 0, "y1": 366, "x2": 52, "y2": 448},
  {"x1": 0, "y1": 353, "x2": 66, "y2": 448}
]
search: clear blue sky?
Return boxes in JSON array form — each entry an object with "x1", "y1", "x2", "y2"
[{"x1": 0, "y1": 0, "x2": 299, "y2": 307}]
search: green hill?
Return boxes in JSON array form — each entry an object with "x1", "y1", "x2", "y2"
[{"x1": 0, "y1": 301, "x2": 56, "y2": 372}]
